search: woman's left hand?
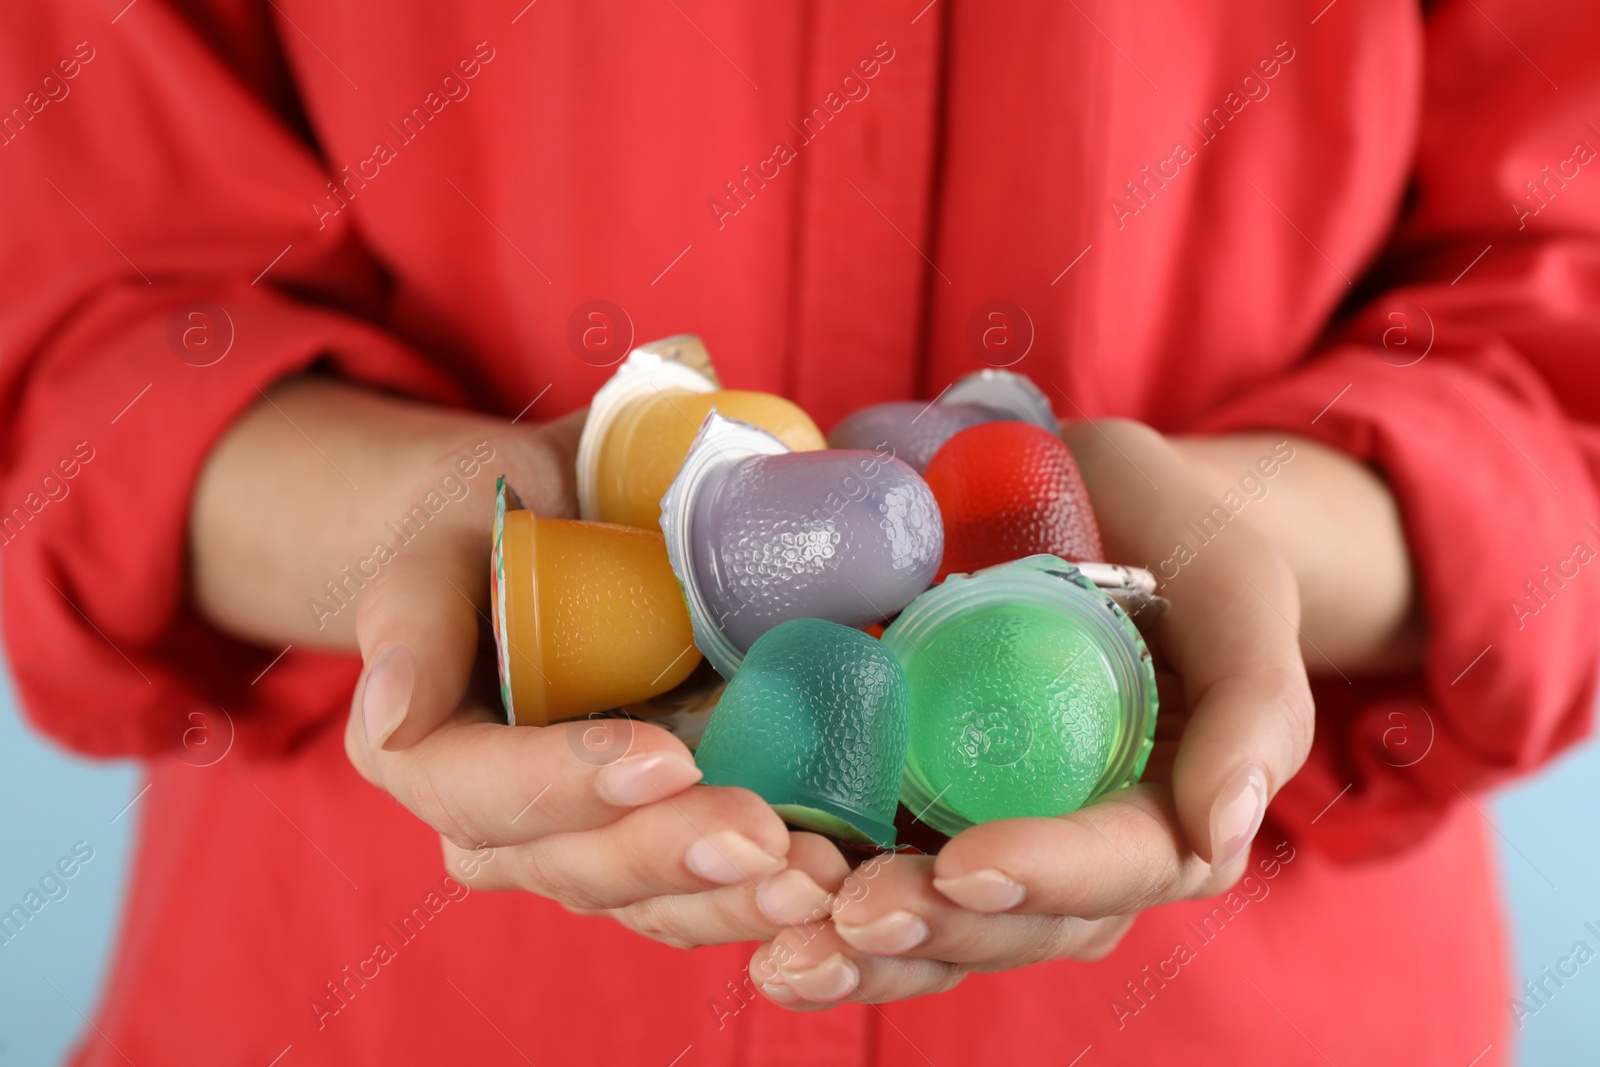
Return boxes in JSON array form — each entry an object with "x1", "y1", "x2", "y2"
[{"x1": 747, "y1": 419, "x2": 1419, "y2": 1006}]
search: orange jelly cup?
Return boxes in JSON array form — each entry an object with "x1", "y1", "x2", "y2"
[{"x1": 492, "y1": 497, "x2": 702, "y2": 726}]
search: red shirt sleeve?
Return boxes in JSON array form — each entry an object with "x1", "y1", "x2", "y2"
[
  {"x1": 0, "y1": 3, "x2": 460, "y2": 759},
  {"x1": 1195, "y1": 0, "x2": 1600, "y2": 860}
]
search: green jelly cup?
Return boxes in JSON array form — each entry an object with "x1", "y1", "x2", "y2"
[
  {"x1": 881, "y1": 554, "x2": 1158, "y2": 838},
  {"x1": 693, "y1": 618, "x2": 910, "y2": 848}
]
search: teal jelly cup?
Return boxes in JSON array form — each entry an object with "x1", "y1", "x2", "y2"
[
  {"x1": 881, "y1": 555, "x2": 1158, "y2": 838},
  {"x1": 693, "y1": 617, "x2": 910, "y2": 848}
]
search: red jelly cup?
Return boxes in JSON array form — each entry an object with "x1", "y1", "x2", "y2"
[{"x1": 924, "y1": 421, "x2": 1104, "y2": 581}]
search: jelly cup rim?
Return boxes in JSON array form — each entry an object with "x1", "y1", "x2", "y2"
[
  {"x1": 882, "y1": 554, "x2": 1159, "y2": 836},
  {"x1": 492, "y1": 477, "x2": 516, "y2": 723},
  {"x1": 942, "y1": 369, "x2": 1057, "y2": 431},
  {"x1": 576, "y1": 342, "x2": 718, "y2": 522},
  {"x1": 490, "y1": 479, "x2": 549, "y2": 726},
  {"x1": 660, "y1": 412, "x2": 792, "y2": 680}
]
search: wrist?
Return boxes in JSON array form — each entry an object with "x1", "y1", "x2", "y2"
[
  {"x1": 190, "y1": 376, "x2": 571, "y2": 650},
  {"x1": 1170, "y1": 433, "x2": 1425, "y2": 675}
]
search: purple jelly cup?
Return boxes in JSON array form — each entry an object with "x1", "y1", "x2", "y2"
[
  {"x1": 828, "y1": 401, "x2": 996, "y2": 473},
  {"x1": 826, "y1": 369, "x2": 1059, "y2": 473},
  {"x1": 662, "y1": 413, "x2": 944, "y2": 678}
]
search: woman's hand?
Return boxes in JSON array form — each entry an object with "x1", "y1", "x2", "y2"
[
  {"x1": 193, "y1": 377, "x2": 844, "y2": 950},
  {"x1": 747, "y1": 420, "x2": 1420, "y2": 1006}
]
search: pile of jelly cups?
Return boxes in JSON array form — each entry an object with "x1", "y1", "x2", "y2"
[{"x1": 490, "y1": 336, "x2": 1164, "y2": 849}]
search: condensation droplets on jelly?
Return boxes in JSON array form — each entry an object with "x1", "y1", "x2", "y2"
[
  {"x1": 690, "y1": 450, "x2": 943, "y2": 652},
  {"x1": 902, "y1": 603, "x2": 1118, "y2": 822}
]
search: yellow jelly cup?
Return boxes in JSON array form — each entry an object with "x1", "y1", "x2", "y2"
[
  {"x1": 576, "y1": 336, "x2": 825, "y2": 528},
  {"x1": 596, "y1": 389, "x2": 824, "y2": 528}
]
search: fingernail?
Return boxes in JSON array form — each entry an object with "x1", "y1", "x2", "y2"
[
  {"x1": 932, "y1": 869, "x2": 1026, "y2": 912},
  {"x1": 778, "y1": 953, "x2": 859, "y2": 1002},
  {"x1": 835, "y1": 910, "x2": 929, "y2": 955},
  {"x1": 1211, "y1": 763, "x2": 1268, "y2": 869},
  {"x1": 362, "y1": 646, "x2": 415, "y2": 750},
  {"x1": 685, "y1": 831, "x2": 785, "y2": 885},
  {"x1": 758, "y1": 980, "x2": 799, "y2": 1004},
  {"x1": 594, "y1": 751, "x2": 702, "y2": 807},
  {"x1": 756, "y1": 870, "x2": 831, "y2": 926}
]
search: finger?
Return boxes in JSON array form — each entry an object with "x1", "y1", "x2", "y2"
[
  {"x1": 749, "y1": 924, "x2": 965, "y2": 1008},
  {"x1": 601, "y1": 833, "x2": 851, "y2": 949},
  {"x1": 930, "y1": 786, "x2": 1214, "y2": 919},
  {"x1": 1064, "y1": 420, "x2": 1315, "y2": 866},
  {"x1": 361, "y1": 714, "x2": 706, "y2": 848},
  {"x1": 351, "y1": 537, "x2": 484, "y2": 754},
  {"x1": 753, "y1": 832, "x2": 853, "y2": 922},
  {"x1": 487, "y1": 785, "x2": 797, "y2": 909},
  {"x1": 483, "y1": 407, "x2": 587, "y2": 522},
  {"x1": 830, "y1": 853, "x2": 1133, "y2": 967},
  {"x1": 523, "y1": 407, "x2": 586, "y2": 514},
  {"x1": 351, "y1": 416, "x2": 586, "y2": 754},
  {"x1": 1155, "y1": 531, "x2": 1313, "y2": 866}
]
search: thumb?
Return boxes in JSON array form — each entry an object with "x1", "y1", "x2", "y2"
[
  {"x1": 351, "y1": 410, "x2": 589, "y2": 753},
  {"x1": 353, "y1": 522, "x2": 485, "y2": 753},
  {"x1": 1163, "y1": 543, "x2": 1315, "y2": 870}
]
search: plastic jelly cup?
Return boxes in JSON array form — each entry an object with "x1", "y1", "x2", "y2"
[
  {"x1": 661, "y1": 413, "x2": 944, "y2": 678},
  {"x1": 828, "y1": 401, "x2": 996, "y2": 473},
  {"x1": 881, "y1": 554, "x2": 1157, "y2": 838},
  {"x1": 925, "y1": 420, "x2": 1104, "y2": 581},
  {"x1": 576, "y1": 336, "x2": 824, "y2": 527},
  {"x1": 826, "y1": 369, "x2": 1058, "y2": 473},
  {"x1": 491, "y1": 479, "x2": 702, "y2": 726},
  {"x1": 694, "y1": 618, "x2": 909, "y2": 848}
]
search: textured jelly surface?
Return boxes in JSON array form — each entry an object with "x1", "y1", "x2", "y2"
[
  {"x1": 902, "y1": 601, "x2": 1119, "y2": 824},
  {"x1": 530, "y1": 519, "x2": 701, "y2": 715},
  {"x1": 689, "y1": 450, "x2": 943, "y2": 652},
  {"x1": 695, "y1": 618, "x2": 909, "y2": 843},
  {"x1": 827, "y1": 401, "x2": 997, "y2": 473},
  {"x1": 924, "y1": 421, "x2": 1103, "y2": 580},
  {"x1": 599, "y1": 390, "x2": 824, "y2": 528}
]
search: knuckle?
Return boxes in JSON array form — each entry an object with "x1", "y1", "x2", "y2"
[
  {"x1": 932, "y1": 965, "x2": 968, "y2": 995},
  {"x1": 611, "y1": 898, "x2": 698, "y2": 950},
  {"x1": 1032, "y1": 919, "x2": 1077, "y2": 964},
  {"x1": 442, "y1": 838, "x2": 499, "y2": 887},
  {"x1": 1073, "y1": 916, "x2": 1135, "y2": 961},
  {"x1": 870, "y1": 960, "x2": 966, "y2": 1002},
  {"x1": 1094, "y1": 806, "x2": 1181, "y2": 909},
  {"x1": 404, "y1": 760, "x2": 484, "y2": 850},
  {"x1": 1009, "y1": 917, "x2": 1079, "y2": 966},
  {"x1": 515, "y1": 843, "x2": 608, "y2": 911}
]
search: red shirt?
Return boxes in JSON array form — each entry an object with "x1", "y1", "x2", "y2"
[{"x1": 3, "y1": 1, "x2": 1598, "y2": 1063}]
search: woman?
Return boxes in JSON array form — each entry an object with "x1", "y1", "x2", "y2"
[{"x1": 2, "y1": 0, "x2": 1596, "y2": 1063}]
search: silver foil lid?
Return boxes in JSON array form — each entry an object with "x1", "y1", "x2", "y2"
[
  {"x1": 659, "y1": 412, "x2": 791, "y2": 678},
  {"x1": 943, "y1": 369, "x2": 1057, "y2": 431},
  {"x1": 576, "y1": 336, "x2": 718, "y2": 521}
]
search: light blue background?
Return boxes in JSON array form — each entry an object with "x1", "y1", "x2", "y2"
[{"x1": 0, "y1": 651, "x2": 1595, "y2": 1065}]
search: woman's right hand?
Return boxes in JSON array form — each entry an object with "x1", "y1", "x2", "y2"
[{"x1": 194, "y1": 377, "x2": 845, "y2": 950}]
